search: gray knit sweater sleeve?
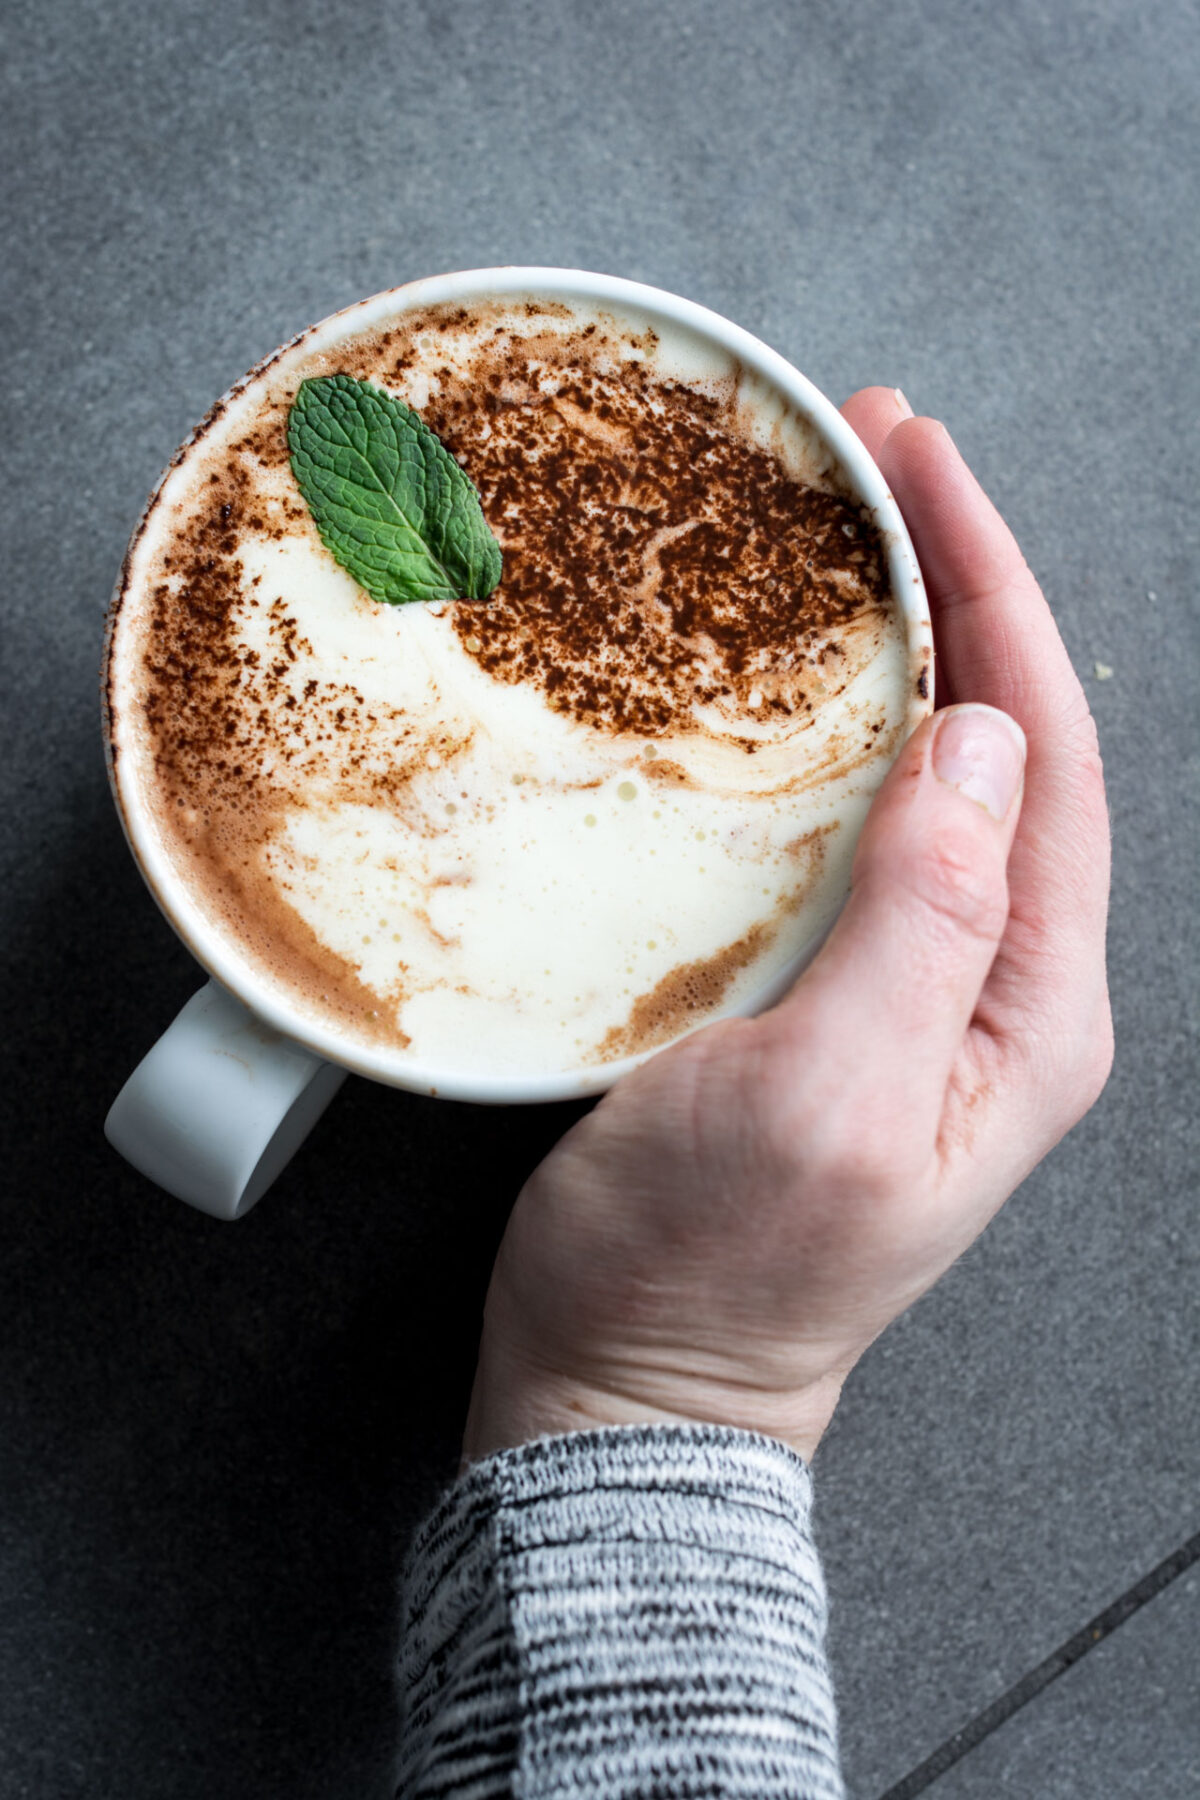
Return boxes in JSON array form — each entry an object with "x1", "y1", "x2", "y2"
[{"x1": 396, "y1": 1423, "x2": 844, "y2": 1798}]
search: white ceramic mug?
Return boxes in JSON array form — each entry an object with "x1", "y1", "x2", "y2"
[{"x1": 103, "y1": 269, "x2": 932, "y2": 1220}]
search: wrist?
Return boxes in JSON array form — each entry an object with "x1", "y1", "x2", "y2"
[
  {"x1": 462, "y1": 1323, "x2": 845, "y2": 1468},
  {"x1": 462, "y1": 1341, "x2": 705, "y2": 1465}
]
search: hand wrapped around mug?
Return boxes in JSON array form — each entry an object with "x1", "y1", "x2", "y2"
[{"x1": 463, "y1": 389, "x2": 1113, "y2": 1464}]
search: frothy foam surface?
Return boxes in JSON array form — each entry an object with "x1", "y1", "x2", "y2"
[{"x1": 108, "y1": 293, "x2": 915, "y2": 1080}]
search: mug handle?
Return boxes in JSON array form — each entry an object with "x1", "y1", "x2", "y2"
[{"x1": 105, "y1": 980, "x2": 348, "y2": 1220}]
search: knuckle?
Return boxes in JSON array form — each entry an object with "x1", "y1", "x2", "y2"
[
  {"x1": 1043, "y1": 686, "x2": 1110, "y2": 832},
  {"x1": 1015, "y1": 993, "x2": 1114, "y2": 1130},
  {"x1": 1062, "y1": 703, "x2": 1109, "y2": 807},
  {"x1": 1074, "y1": 999, "x2": 1115, "y2": 1114},
  {"x1": 1060, "y1": 687, "x2": 1102, "y2": 759},
  {"x1": 767, "y1": 1076, "x2": 901, "y2": 1196},
  {"x1": 904, "y1": 830, "x2": 1010, "y2": 948},
  {"x1": 825, "y1": 1123, "x2": 900, "y2": 1196}
]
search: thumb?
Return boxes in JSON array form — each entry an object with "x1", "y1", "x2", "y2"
[{"x1": 780, "y1": 704, "x2": 1027, "y2": 1100}]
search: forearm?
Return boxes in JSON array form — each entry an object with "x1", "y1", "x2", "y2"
[{"x1": 397, "y1": 1423, "x2": 843, "y2": 1799}]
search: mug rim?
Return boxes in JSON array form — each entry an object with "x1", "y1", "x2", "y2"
[{"x1": 104, "y1": 266, "x2": 934, "y2": 1103}]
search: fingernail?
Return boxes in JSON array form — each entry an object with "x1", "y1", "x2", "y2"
[
  {"x1": 893, "y1": 387, "x2": 913, "y2": 417},
  {"x1": 932, "y1": 704, "x2": 1026, "y2": 821}
]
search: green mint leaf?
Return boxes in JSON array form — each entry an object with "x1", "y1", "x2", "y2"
[{"x1": 286, "y1": 374, "x2": 502, "y2": 605}]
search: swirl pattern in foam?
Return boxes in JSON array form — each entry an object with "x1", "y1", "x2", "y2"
[{"x1": 107, "y1": 291, "x2": 917, "y2": 1081}]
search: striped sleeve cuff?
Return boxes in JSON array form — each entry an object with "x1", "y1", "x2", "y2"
[{"x1": 397, "y1": 1423, "x2": 843, "y2": 1799}]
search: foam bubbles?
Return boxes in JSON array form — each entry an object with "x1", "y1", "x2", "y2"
[{"x1": 114, "y1": 296, "x2": 911, "y2": 1076}]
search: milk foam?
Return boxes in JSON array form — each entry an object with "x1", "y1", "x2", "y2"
[{"x1": 109, "y1": 292, "x2": 915, "y2": 1080}]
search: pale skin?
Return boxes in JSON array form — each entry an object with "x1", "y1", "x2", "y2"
[{"x1": 463, "y1": 389, "x2": 1113, "y2": 1466}]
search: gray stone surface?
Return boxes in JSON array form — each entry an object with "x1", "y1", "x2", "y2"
[
  {"x1": 926, "y1": 1565, "x2": 1200, "y2": 1798},
  {"x1": 1, "y1": 1, "x2": 1196, "y2": 1796}
]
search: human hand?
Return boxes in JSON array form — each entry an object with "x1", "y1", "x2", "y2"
[{"x1": 463, "y1": 389, "x2": 1113, "y2": 1465}]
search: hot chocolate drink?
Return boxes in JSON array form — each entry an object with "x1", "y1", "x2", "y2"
[{"x1": 106, "y1": 280, "x2": 925, "y2": 1087}]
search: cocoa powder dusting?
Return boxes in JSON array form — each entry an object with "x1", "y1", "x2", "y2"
[
  {"x1": 416, "y1": 335, "x2": 890, "y2": 739},
  {"x1": 135, "y1": 449, "x2": 412, "y2": 1040},
  {"x1": 119, "y1": 305, "x2": 895, "y2": 1060},
  {"x1": 593, "y1": 923, "x2": 773, "y2": 1061}
]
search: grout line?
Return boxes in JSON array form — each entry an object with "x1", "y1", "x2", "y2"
[{"x1": 875, "y1": 1526, "x2": 1200, "y2": 1800}]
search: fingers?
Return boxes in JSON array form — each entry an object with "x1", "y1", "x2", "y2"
[
  {"x1": 840, "y1": 386, "x2": 913, "y2": 460},
  {"x1": 776, "y1": 704, "x2": 1026, "y2": 1124},
  {"x1": 875, "y1": 418, "x2": 1075, "y2": 720},
  {"x1": 875, "y1": 418, "x2": 1111, "y2": 1065}
]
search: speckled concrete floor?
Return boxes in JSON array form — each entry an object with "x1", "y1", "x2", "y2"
[{"x1": 2, "y1": 2, "x2": 1196, "y2": 1794}]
